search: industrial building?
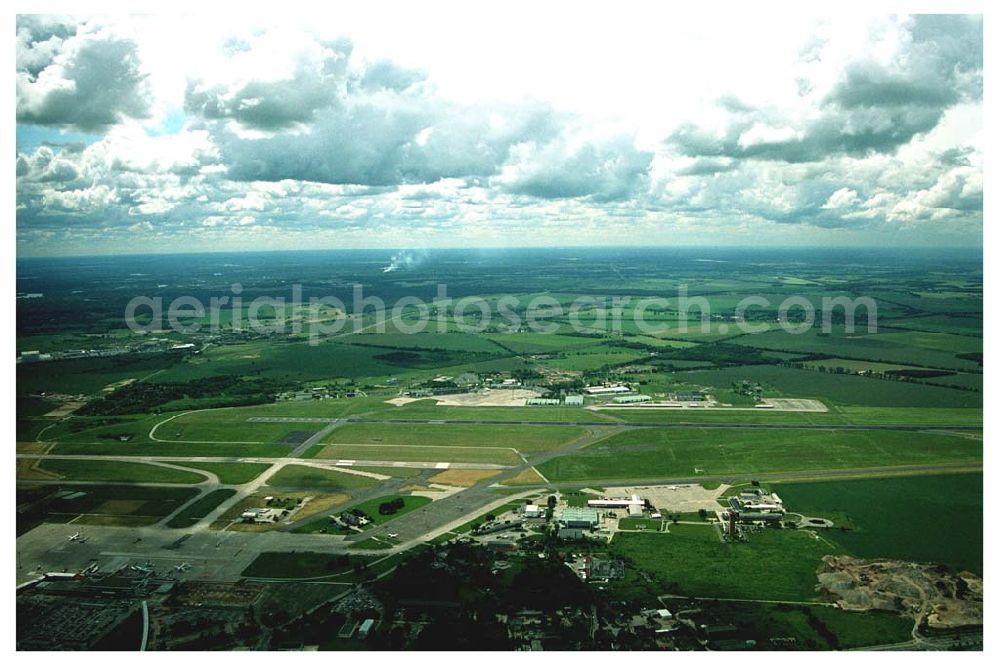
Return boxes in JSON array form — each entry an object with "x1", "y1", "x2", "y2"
[
  {"x1": 613, "y1": 394, "x2": 652, "y2": 404},
  {"x1": 557, "y1": 508, "x2": 599, "y2": 529},
  {"x1": 526, "y1": 398, "x2": 561, "y2": 406},
  {"x1": 563, "y1": 395, "x2": 584, "y2": 406}
]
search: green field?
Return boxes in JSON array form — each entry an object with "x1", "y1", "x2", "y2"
[
  {"x1": 173, "y1": 462, "x2": 273, "y2": 484},
  {"x1": 165, "y1": 489, "x2": 237, "y2": 528},
  {"x1": 610, "y1": 524, "x2": 835, "y2": 601},
  {"x1": 34, "y1": 459, "x2": 207, "y2": 484},
  {"x1": 537, "y1": 427, "x2": 982, "y2": 482},
  {"x1": 265, "y1": 464, "x2": 380, "y2": 490},
  {"x1": 325, "y1": 423, "x2": 584, "y2": 453},
  {"x1": 731, "y1": 327, "x2": 982, "y2": 373},
  {"x1": 152, "y1": 412, "x2": 325, "y2": 443},
  {"x1": 617, "y1": 517, "x2": 664, "y2": 531},
  {"x1": 675, "y1": 365, "x2": 981, "y2": 408},
  {"x1": 17, "y1": 484, "x2": 200, "y2": 532},
  {"x1": 316, "y1": 443, "x2": 523, "y2": 465},
  {"x1": 349, "y1": 494, "x2": 433, "y2": 526},
  {"x1": 774, "y1": 473, "x2": 983, "y2": 573},
  {"x1": 607, "y1": 405, "x2": 982, "y2": 427},
  {"x1": 364, "y1": 402, "x2": 612, "y2": 423},
  {"x1": 49, "y1": 439, "x2": 292, "y2": 459}
]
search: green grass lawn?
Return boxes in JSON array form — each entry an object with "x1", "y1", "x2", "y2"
[
  {"x1": 316, "y1": 443, "x2": 523, "y2": 465},
  {"x1": 265, "y1": 464, "x2": 380, "y2": 490},
  {"x1": 50, "y1": 439, "x2": 293, "y2": 458},
  {"x1": 173, "y1": 462, "x2": 272, "y2": 484},
  {"x1": 36, "y1": 459, "x2": 207, "y2": 484},
  {"x1": 617, "y1": 517, "x2": 664, "y2": 531},
  {"x1": 349, "y1": 494, "x2": 433, "y2": 526},
  {"x1": 774, "y1": 473, "x2": 983, "y2": 574},
  {"x1": 610, "y1": 525, "x2": 835, "y2": 601},
  {"x1": 325, "y1": 423, "x2": 584, "y2": 453},
  {"x1": 537, "y1": 427, "x2": 982, "y2": 482},
  {"x1": 165, "y1": 489, "x2": 237, "y2": 528},
  {"x1": 153, "y1": 412, "x2": 325, "y2": 443}
]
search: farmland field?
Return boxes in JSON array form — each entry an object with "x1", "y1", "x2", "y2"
[
  {"x1": 774, "y1": 473, "x2": 983, "y2": 574},
  {"x1": 674, "y1": 365, "x2": 981, "y2": 408}
]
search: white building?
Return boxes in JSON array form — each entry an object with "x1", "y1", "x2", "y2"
[
  {"x1": 587, "y1": 494, "x2": 645, "y2": 516},
  {"x1": 584, "y1": 385, "x2": 631, "y2": 395},
  {"x1": 523, "y1": 504, "x2": 543, "y2": 518}
]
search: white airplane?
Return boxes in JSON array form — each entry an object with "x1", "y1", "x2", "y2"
[
  {"x1": 67, "y1": 532, "x2": 84, "y2": 542},
  {"x1": 174, "y1": 562, "x2": 191, "y2": 572},
  {"x1": 387, "y1": 533, "x2": 398, "y2": 539}
]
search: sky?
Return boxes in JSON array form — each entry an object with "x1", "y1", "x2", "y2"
[{"x1": 13, "y1": 7, "x2": 984, "y2": 256}]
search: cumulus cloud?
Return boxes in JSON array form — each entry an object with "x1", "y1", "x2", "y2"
[
  {"x1": 14, "y1": 14, "x2": 983, "y2": 254},
  {"x1": 496, "y1": 134, "x2": 652, "y2": 201},
  {"x1": 821, "y1": 187, "x2": 860, "y2": 209},
  {"x1": 178, "y1": 28, "x2": 658, "y2": 197},
  {"x1": 16, "y1": 20, "x2": 153, "y2": 132},
  {"x1": 667, "y1": 15, "x2": 982, "y2": 164},
  {"x1": 185, "y1": 32, "x2": 354, "y2": 131}
]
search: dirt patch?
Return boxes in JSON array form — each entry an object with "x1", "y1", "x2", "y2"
[
  {"x1": 428, "y1": 469, "x2": 500, "y2": 487},
  {"x1": 502, "y1": 467, "x2": 548, "y2": 486},
  {"x1": 16, "y1": 459, "x2": 61, "y2": 481},
  {"x1": 818, "y1": 555, "x2": 983, "y2": 629},
  {"x1": 433, "y1": 388, "x2": 543, "y2": 407},
  {"x1": 43, "y1": 401, "x2": 88, "y2": 417},
  {"x1": 16, "y1": 442, "x2": 51, "y2": 454}
]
